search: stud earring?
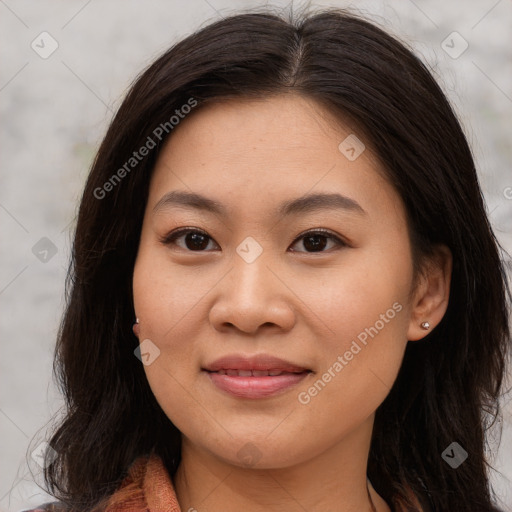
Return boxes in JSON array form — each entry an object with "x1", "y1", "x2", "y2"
[
  {"x1": 132, "y1": 318, "x2": 140, "y2": 336},
  {"x1": 420, "y1": 321, "x2": 430, "y2": 330}
]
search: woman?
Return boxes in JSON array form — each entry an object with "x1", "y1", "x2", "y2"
[{"x1": 25, "y1": 6, "x2": 511, "y2": 512}]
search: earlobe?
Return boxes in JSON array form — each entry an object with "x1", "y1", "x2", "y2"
[
  {"x1": 407, "y1": 245, "x2": 452, "y2": 341},
  {"x1": 132, "y1": 317, "x2": 140, "y2": 338}
]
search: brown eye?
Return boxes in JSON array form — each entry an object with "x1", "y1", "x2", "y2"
[
  {"x1": 289, "y1": 229, "x2": 346, "y2": 253},
  {"x1": 160, "y1": 227, "x2": 346, "y2": 253},
  {"x1": 160, "y1": 228, "x2": 219, "y2": 251}
]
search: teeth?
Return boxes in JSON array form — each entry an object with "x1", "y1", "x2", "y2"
[
  {"x1": 252, "y1": 370, "x2": 270, "y2": 377},
  {"x1": 213, "y1": 369, "x2": 289, "y2": 376}
]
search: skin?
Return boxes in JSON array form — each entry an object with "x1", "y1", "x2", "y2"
[{"x1": 132, "y1": 93, "x2": 452, "y2": 512}]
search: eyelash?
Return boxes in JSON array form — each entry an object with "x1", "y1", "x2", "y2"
[{"x1": 159, "y1": 227, "x2": 347, "y2": 253}]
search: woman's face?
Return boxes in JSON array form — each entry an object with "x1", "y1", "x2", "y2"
[{"x1": 133, "y1": 94, "x2": 429, "y2": 468}]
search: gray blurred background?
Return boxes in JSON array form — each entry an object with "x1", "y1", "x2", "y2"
[{"x1": 1, "y1": 0, "x2": 511, "y2": 511}]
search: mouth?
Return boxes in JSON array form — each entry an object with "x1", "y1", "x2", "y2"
[
  {"x1": 206, "y1": 369, "x2": 309, "y2": 377},
  {"x1": 202, "y1": 354, "x2": 312, "y2": 399},
  {"x1": 203, "y1": 353, "x2": 311, "y2": 373}
]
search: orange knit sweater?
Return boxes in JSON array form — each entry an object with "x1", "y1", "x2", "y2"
[{"x1": 103, "y1": 454, "x2": 181, "y2": 512}]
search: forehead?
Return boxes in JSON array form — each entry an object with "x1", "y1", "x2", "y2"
[
  {"x1": 161, "y1": 94, "x2": 355, "y2": 156},
  {"x1": 147, "y1": 94, "x2": 401, "y2": 224}
]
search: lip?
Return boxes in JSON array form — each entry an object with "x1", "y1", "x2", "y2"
[
  {"x1": 202, "y1": 354, "x2": 312, "y2": 399},
  {"x1": 203, "y1": 354, "x2": 310, "y2": 373}
]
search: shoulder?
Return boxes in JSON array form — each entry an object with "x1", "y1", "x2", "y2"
[{"x1": 19, "y1": 501, "x2": 69, "y2": 512}]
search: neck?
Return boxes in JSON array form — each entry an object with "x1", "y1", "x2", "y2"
[{"x1": 173, "y1": 415, "x2": 391, "y2": 512}]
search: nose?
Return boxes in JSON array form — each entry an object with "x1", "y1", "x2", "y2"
[{"x1": 209, "y1": 252, "x2": 296, "y2": 336}]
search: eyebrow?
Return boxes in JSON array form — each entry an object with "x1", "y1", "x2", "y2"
[{"x1": 153, "y1": 190, "x2": 367, "y2": 217}]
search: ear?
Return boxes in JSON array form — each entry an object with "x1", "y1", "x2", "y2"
[
  {"x1": 132, "y1": 318, "x2": 140, "y2": 338},
  {"x1": 407, "y1": 244, "x2": 452, "y2": 341}
]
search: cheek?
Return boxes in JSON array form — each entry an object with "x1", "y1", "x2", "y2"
[
  {"x1": 132, "y1": 247, "x2": 211, "y2": 431},
  {"x1": 304, "y1": 246, "x2": 411, "y2": 340},
  {"x1": 133, "y1": 245, "x2": 211, "y2": 343},
  {"x1": 292, "y1": 278, "x2": 410, "y2": 446},
  {"x1": 132, "y1": 241, "x2": 238, "y2": 414},
  {"x1": 300, "y1": 247, "x2": 412, "y2": 398}
]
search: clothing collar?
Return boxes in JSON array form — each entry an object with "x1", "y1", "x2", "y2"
[{"x1": 104, "y1": 453, "x2": 181, "y2": 512}]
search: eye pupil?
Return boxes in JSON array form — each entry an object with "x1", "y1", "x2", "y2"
[
  {"x1": 186, "y1": 232, "x2": 209, "y2": 250},
  {"x1": 303, "y1": 234, "x2": 328, "y2": 252}
]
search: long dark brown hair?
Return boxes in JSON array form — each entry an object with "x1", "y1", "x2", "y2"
[{"x1": 35, "y1": 6, "x2": 511, "y2": 512}]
